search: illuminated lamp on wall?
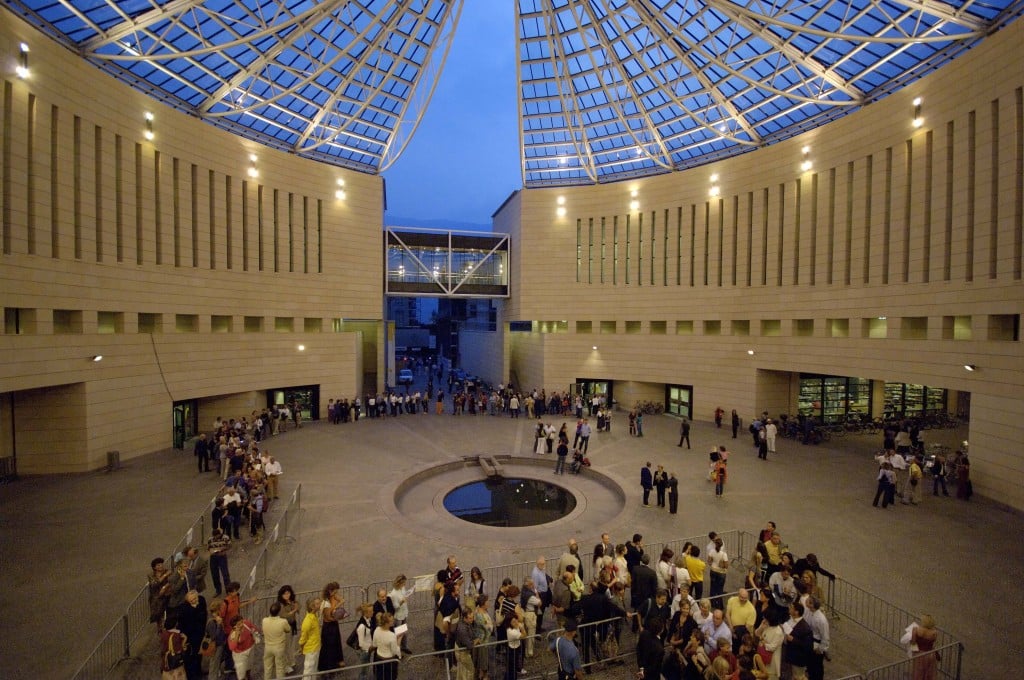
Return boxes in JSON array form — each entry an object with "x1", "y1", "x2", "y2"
[
  {"x1": 15, "y1": 42, "x2": 29, "y2": 79},
  {"x1": 247, "y1": 154, "x2": 259, "y2": 178},
  {"x1": 144, "y1": 112, "x2": 154, "y2": 141},
  {"x1": 709, "y1": 173, "x2": 720, "y2": 198},
  {"x1": 335, "y1": 178, "x2": 346, "y2": 200},
  {"x1": 800, "y1": 146, "x2": 813, "y2": 172}
]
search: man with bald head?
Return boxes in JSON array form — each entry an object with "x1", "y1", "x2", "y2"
[
  {"x1": 725, "y1": 588, "x2": 757, "y2": 650},
  {"x1": 557, "y1": 538, "x2": 583, "y2": 582}
]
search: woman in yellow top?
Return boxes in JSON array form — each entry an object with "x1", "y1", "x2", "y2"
[{"x1": 298, "y1": 597, "x2": 322, "y2": 680}]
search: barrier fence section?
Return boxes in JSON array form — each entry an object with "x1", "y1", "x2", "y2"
[
  {"x1": 862, "y1": 642, "x2": 963, "y2": 680},
  {"x1": 70, "y1": 486, "x2": 300, "y2": 680},
  {"x1": 736, "y1": 531, "x2": 964, "y2": 679}
]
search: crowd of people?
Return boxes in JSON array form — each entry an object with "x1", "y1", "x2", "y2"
[
  {"x1": 154, "y1": 413, "x2": 294, "y2": 679},
  {"x1": 197, "y1": 525, "x2": 851, "y2": 680}
]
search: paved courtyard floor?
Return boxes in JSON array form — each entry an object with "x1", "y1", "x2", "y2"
[{"x1": 1, "y1": 405, "x2": 1019, "y2": 679}]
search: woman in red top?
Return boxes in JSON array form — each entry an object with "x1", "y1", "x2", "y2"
[{"x1": 227, "y1": 614, "x2": 259, "y2": 680}]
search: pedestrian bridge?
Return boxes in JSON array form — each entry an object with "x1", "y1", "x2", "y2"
[{"x1": 385, "y1": 228, "x2": 509, "y2": 298}]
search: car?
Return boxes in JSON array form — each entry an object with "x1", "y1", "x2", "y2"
[{"x1": 397, "y1": 369, "x2": 414, "y2": 385}]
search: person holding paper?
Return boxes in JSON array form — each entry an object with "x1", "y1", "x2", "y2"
[{"x1": 388, "y1": 575, "x2": 414, "y2": 654}]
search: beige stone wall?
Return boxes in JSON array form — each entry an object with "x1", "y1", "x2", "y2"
[
  {"x1": 0, "y1": 10, "x2": 381, "y2": 472},
  {"x1": 503, "y1": 19, "x2": 1024, "y2": 508}
]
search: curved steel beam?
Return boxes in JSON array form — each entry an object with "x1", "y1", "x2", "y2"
[
  {"x1": 723, "y1": 1, "x2": 986, "y2": 44},
  {"x1": 706, "y1": 0, "x2": 864, "y2": 101},
  {"x1": 198, "y1": 0, "x2": 350, "y2": 115},
  {"x1": 625, "y1": 0, "x2": 763, "y2": 145},
  {"x1": 378, "y1": 0, "x2": 463, "y2": 172}
]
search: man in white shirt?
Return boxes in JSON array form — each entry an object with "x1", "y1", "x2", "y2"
[
  {"x1": 804, "y1": 596, "x2": 830, "y2": 680},
  {"x1": 264, "y1": 456, "x2": 283, "y2": 499},
  {"x1": 531, "y1": 556, "x2": 550, "y2": 629},
  {"x1": 890, "y1": 450, "x2": 909, "y2": 501},
  {"x1": 765, "y1": 418, "x2": 779, "y2": 454}
]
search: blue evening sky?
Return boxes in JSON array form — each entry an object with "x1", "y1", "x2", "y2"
[{"x1": 382, "y1": 2, "x2": 518, "y2": 232}]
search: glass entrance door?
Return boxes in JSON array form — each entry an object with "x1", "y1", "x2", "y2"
[
  {"x1": 172, "y1": 399, "x2": 198, "y2": 449},
  {"x1": 665, "y1": 385, "x2": 693, "y2": 418},
  {"x1": 268, "y1": 386, "x2": 320, "y2": 421},
  {"x1": 572, "y1": 379, "x2": 613, "y2": 412}
]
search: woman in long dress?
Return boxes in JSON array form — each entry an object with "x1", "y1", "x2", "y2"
[
  {"x1": 317, "y1": 582, "x2": 346, "y2": 673},
  {"x1": 534, "y1": 421, "x2": 546, "y2": 454},
  {"x1": 911, "y1": 615, "x2": 939, "y2": 680}
]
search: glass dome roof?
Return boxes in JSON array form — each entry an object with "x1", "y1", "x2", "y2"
[{"x1": 6, "y1": 0, "x2": 1021, "y2": 186}]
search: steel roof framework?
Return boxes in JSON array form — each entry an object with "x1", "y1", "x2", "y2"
[
  {"x1": 517, "y1": 0, "x2": 1023, "y2": 186},
  {"x1": 6, "y1": 0, "x2": 463, "y2": 173},
  {"x1": 3, "y1": 0, "x2": 1021, "y2": 185}
]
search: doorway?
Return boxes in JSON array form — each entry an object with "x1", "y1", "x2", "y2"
[
  {"x1": 268, "y1": 386, "x2": 320, "y2": 421},
  {"x1": 172, "y1": 399, "x2": 198, "y2": 449}
]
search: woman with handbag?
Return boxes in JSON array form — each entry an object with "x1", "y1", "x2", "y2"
[
  {"x1": 318, "y1": 581, "x2": 348, "y2": 673},
  {"x1": 226, "y1": 615, "x2": 260, "y2": 680}
]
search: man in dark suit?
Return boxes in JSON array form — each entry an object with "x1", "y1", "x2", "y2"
[
  {"x1": 194, "y1": 433, "x2": 210, "y2": 472},
  {"x1": 578, "y1": 581, "x2": 625, "y2": 665},
  {"x1": 185, "y1": 545, "x2": 208, "y2": 594},
  {"x1": 783, "y1": 602, "x2": 815, "y2": 680},
  {"x1": 640, "y1": 463, "x2": 653, "y2": 506},
  {"x1": 630, "y1": 554, "x2": 658, "y2": 630}
]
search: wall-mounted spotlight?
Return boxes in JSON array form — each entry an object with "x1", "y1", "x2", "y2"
[
  {"x1": 800, "y1": 146, "x2": 813, "y2": 172},
  {"x1": 335, "y1": 178, "x2": 346, "y2": 200},
  {"x1": 747, "y1": 349, "x2": 755, "y2": 356},
  {"x1": 709, "y1": 173, "x2": 720, "y2": 197},
  {"x1": 143, "y1": 112, "x2": 154, "y2": 141},
  {"x1": 592, "y1": 346, "x2": 598, "y2": 351},
  {"x1": 247, "y1": 154, "x2": 259, "y2": 178},
  {"x1": 297, "y1": 344, "x2": 306, "y2": 352},
  {"x1": 629, "y1": 189, "x2": 640, "y2": 212},
  {"x1": 15, "y1": 42, "x2": 29, "y2": 79},
  {"x1": 963, "y1": 364, "x2": 976, "y2": 372},
  {"x1": 556, "y1": 195, "x2": 566, "y2": 218},
  {"x1": 91, "y1": 355, "x2": 104, "y2": 362},
  {"x1": 912, "y1": 97, "x2": 924, "y2": 128}
]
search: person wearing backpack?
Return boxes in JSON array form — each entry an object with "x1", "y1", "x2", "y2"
[{"x1": 161, "y1": 614, "x2": 188, "y2": 680}]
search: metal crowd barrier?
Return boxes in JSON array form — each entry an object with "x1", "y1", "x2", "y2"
[{"x1": 69, "y1": 485, "x2": 301, "y2": 680}]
